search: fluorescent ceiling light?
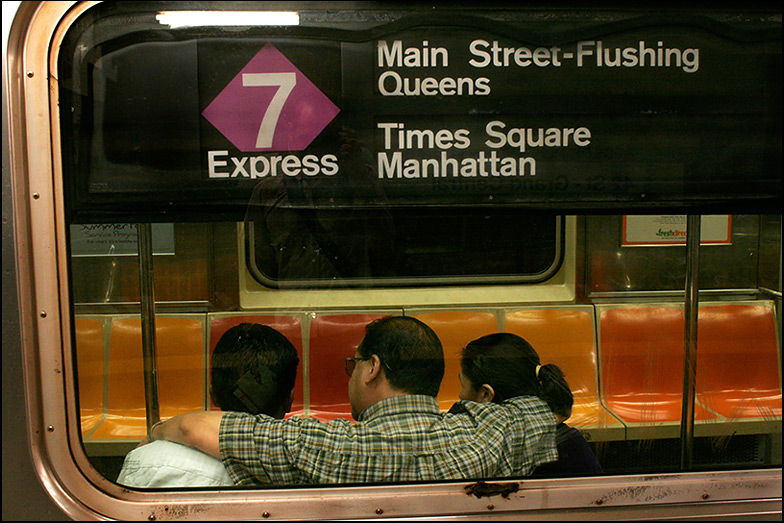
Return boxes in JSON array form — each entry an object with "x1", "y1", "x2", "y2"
[{"x1": 156, "y1": 11, "x2": 299, "y2": 28}]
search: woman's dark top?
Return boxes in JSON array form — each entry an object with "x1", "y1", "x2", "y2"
[{"x1": 532, "y1": 422, "x2": 603, "y2": 477}]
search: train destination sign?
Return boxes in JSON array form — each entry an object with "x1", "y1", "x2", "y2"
[
  {"x1": 59, "y1": 11, "x2": 781, "y2": 220},
  {"x1": 202, "y1": 37, "x2": 702, "y2": 182}
]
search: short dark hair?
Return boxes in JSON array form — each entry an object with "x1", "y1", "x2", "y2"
[
  {"x1": 461, "y1": 333, "x2": 572, "y2": 414},
  {"x1": 357, "y1": 316, "x2": 444, "y2": 397},
  {"x1": 211, "y1": 323, "x2": 299, "y2": 416}
]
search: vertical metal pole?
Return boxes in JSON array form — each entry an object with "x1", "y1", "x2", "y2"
[
  {"x1": 680, "y1": 214, "x2": 701, "y2": 470},
  {"x1": 137, "y1": 223, "x2": 160, "y2": 431}
]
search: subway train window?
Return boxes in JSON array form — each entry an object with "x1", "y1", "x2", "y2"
[
  {"x1": 247, "y1": 207, "x2": 562, "y2": 286},
  {"x1": 5, "y1": 1, "x2": 781, "y2": 519}
]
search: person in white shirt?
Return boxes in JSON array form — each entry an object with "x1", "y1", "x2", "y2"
[{"x1": 116, "y1": 323, "x2": 299, "y2": 487}]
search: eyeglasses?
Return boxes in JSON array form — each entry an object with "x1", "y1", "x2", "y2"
[{"x1": 345, "y1": 357, "x2": 370, "y2": 376}]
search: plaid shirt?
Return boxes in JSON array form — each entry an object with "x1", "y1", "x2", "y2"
[{"x1": 219, "y1": 394, "x2": 557, "y2": 486}]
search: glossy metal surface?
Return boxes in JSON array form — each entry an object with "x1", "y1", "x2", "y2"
[
  {"x1": 680, "y1": 214, "x2": 701, "y2": 469},
  {"x1": 3, "y1": 2, "x2": 781, "y2": 520}
]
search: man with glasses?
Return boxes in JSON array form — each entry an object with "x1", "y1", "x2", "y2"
[{"x1": 146, "y1": 316, "x2": 557, "y2": 485}]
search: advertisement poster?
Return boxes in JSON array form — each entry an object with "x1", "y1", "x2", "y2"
[
  {"x1": 622, "y1": 215, "x2": 732, "y2": 246},
  {"x1": 70, "y1": 223, "x2": 175, "y2": 257}
]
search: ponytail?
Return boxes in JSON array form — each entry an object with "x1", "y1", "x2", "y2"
[{"x1": 537, "y1": 363, "x2": 573, "y2": 420}]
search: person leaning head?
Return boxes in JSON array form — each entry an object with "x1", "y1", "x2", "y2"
[
  {"x1": 356, "y1": 316, "x2": 445, "y2": 397},
  {"x1": 210, "y1": 322, "x2": 299, "y2": 419},
  {"x1": 460, "y1": 332, "x2": 573, "y2": 420}
]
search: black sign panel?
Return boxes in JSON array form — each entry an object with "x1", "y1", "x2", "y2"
[{"x1": 58, "y1": 8, "x2": 781, "y2": 222}]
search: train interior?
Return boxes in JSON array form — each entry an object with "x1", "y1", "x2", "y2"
[
  {"x1": 4, "y1": 4, "x2": 779, "y2": 517},
  {"x1": 72, "y1": 215, "x2": 782, "y2": 482}
]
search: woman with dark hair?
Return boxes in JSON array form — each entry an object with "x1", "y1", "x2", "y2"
[{"x1": 459, "y1": 332, "x2": 602, "y2": 477}]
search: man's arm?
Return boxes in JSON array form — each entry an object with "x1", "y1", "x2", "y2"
[{"x1": 149, "y1": 411, "x2": 224, "y2": 458}]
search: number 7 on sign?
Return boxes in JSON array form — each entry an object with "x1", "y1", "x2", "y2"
[{"x1": 242, "y1": 72, "x2": 297, "y2": 148}]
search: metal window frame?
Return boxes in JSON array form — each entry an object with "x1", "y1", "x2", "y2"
[{"x1": 6, "y1": 1, "x2": 782, "y2": 519}]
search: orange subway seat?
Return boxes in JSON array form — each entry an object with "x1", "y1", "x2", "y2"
[
  {"x1": 599, "y1": 306, "x2": 715, "y2": 424},
  {"x1": 308, "y1": 313, "x2": 388, "y2": 422},
  {"x1": 74, "y1": 318, "x2": 105, "y2": 436},
  {"x1": 87, "y1": 317, "x2": 204, "y2": 439},
  {"x1": 414, "y1": 311, "x2": 498, "y2": 412},
  {"x1": 696, "y1": 303, "x2": 782, "y2": 420},
  {"x1": 504, "y1": 308, "x2": 622, "y2": 431},
  {"x1": 208, "y1": 315, "x2": 304, "y2": 418}
]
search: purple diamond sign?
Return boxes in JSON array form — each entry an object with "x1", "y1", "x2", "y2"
[{"x1": 202, "y1": 44, "x2": 340, "y2": 152}]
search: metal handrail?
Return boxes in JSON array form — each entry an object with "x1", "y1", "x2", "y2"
[
  {"x1": 137, "y1": 223, "x2": 160, "y2": 431},
  {"x1": 680, "y1": 214, "x2": 701, "y2": 470}
]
